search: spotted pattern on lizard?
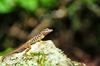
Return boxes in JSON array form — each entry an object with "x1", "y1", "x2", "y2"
[{"x1": 1, "y1": 28, "x2": 53, "y2": 61}]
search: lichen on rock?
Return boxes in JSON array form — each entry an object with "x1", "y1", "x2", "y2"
[{"x1": 0, "y1": 40, "x2": 86, "y2": 66}]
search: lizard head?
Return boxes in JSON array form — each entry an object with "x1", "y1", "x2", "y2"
[{"x1": 40, "y1": 28, "x2": 53, "y2": 36}]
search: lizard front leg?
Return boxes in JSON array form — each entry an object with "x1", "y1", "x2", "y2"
[{"x1": 25, "y1": 44, "x2": 31, "y2": 56}]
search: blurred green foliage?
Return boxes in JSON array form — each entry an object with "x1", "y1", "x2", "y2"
[
  {"x1": 0, "y1": 0, "x2": 16, "y2": 13},
  {"x1": 0, "y1": 0, "x2": 59, "y2": 13},
  {"x1": 18, "y1": 0, "x2": 38, "y2": 12},
  {"x1": 0, "y1": 47, "x2": 13, "y2": 56},
  {"x1": 40, "y1": 0, "x2": 59, "y2": 8}
]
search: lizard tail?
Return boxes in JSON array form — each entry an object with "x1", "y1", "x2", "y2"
[{"x1": 1, "y1": 50, "x2": 18, "y2": 62}]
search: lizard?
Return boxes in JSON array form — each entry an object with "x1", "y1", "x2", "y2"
[{"x1": 1, "y1": 28, "x2": 53, "y2": 61}]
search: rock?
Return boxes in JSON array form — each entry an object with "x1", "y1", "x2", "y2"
[{"x1": 0, "y1": 40, "x2": 86, "y2": 66}]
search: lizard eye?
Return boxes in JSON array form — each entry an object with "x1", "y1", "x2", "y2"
[
  {"x1": 45, "y1": 28, "x2": 49, "y2": 32},
  {"x1": 46, "y1": 29, "x2": 49, "y2": 31}
]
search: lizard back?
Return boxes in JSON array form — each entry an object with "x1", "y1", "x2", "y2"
[
  {"x1": 1, "y1": 28, "x2": 53, "y2": 61},
  {"x1": 25, "y1": 28, "x2": 53, "y2": 45}
]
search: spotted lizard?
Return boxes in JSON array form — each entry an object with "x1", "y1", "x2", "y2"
[{"x1": 1, "y1": 28, "x2": 53, "y2": 61}]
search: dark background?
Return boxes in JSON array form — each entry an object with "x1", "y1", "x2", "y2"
[{"x1": 0, "y1": 0, "x2": 100, "y2": 66}]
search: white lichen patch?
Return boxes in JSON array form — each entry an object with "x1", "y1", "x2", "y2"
[{"x1": 0, "y1": 40, "x2": 84, "y2": 66}]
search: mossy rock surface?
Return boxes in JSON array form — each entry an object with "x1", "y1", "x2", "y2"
[{"x1": 0, "y1": 40, "x2": 86, "y2": 66}]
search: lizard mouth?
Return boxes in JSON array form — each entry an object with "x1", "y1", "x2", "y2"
[{"x1": 49, "y1": 29, "x2": 53, "y2": 32}]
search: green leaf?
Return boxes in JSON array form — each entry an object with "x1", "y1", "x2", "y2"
[
  {"x1": 0, "y1": 0, "x2": 16, "y2": 13},
  {"x1": 18, "y1": 0, "x2": 38, "y2": 12}
]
